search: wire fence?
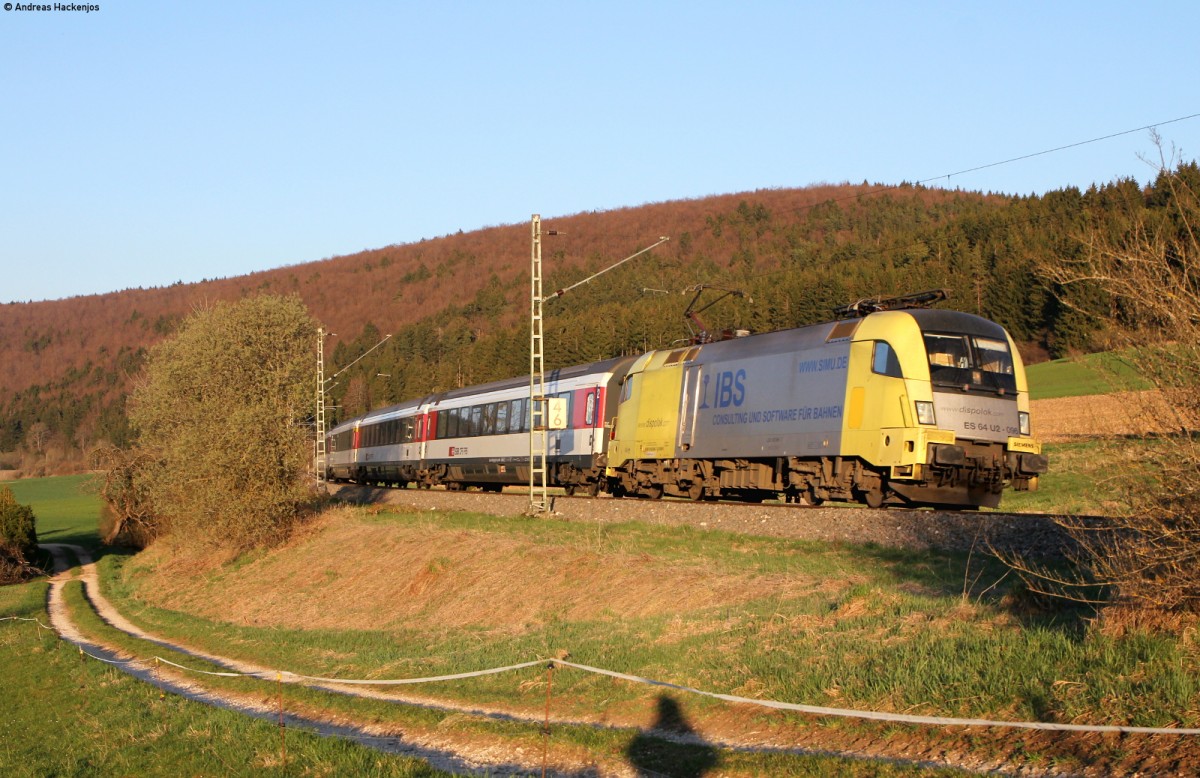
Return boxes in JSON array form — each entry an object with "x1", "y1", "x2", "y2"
[{"x1": 8, "y1": 614, "x2": 1197, "y2": 738}]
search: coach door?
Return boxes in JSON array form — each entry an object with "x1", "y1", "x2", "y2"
[{"x1": 678, "y1": 364, "x2": 703, "y2": 451}]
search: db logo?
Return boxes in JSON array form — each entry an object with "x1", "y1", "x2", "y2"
[{"x1": 3, "y1": 4, "x2": 12, "y2": 11}]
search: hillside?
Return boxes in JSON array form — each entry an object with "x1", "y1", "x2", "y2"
[{"x1": 2, "y1": 169, "x2": 1190, "y2": 471}]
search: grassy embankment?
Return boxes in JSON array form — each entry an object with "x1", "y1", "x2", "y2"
[
  {"x1": 87, "y1": 503, "x2": 1199, "y2": 775},
  {"x1": 3, "y1": 476, "x2": 971, "y2": 776}
]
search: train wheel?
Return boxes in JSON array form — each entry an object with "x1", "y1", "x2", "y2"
[
  {"x1": 644, "y1": 483, "x2": 664, "y2": 500},
  {"x1": 687, "y1": 482, "x2": 705, "y2": 501},
  {"x1": 862, "y1": 487, "x2": 885, "y2": 509},
  {"x1": 562, "y1": 484, "x2": 577, "y2": 497},
  {"x1": 587, "y1": 481, "x2": 601, "y2": 498}
]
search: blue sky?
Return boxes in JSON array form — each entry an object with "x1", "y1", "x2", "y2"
[{"x1": 2, "y1": 1, "x2": 1197, "y2": 303}]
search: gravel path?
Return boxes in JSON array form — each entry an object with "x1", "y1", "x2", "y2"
[{"x1": 39, "y1": 542, "x2": 554, "y2": 777}]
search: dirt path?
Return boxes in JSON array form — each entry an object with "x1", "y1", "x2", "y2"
[{"x1": 39, "y1": 543, "x2": 552, "y2": 777}]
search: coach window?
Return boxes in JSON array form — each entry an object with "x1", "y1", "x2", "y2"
[
  {"x1": 872, "y1": 341, "x2": 903, "y2": 378},
  {"x1": 470, "y1": 406, "x2": 483, "y2": 437},
  {"x1": 495, "y1": 401, "x2": 509, "y2": 434},
  {"x1": 584, "y1": 391, "x2": 596, "y2": 426},
  {"x1": 508, "y1": 399, "x2": 522, "y2": 433}
]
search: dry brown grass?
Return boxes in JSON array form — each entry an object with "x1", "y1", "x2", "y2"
[
  {"x1": 130, "y1": 507, "x2": 834, "y2": 632},
  {"x1": 1030, "y1": 390, "x2": 1187, "y2": 443}
]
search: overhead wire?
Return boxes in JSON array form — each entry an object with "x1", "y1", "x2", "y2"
[{"x1": 709, "y1": 111, "x2": 1200, "y2": 290}]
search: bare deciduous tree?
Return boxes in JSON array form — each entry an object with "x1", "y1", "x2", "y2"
[
  {"x1": 89, "y1": 443, "x2": 159, "y2": 547},
  {"x1": 1026, "y1": 137, "x2": 1200, "y2": 612}
]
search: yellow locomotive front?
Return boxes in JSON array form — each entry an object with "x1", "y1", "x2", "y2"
[{"x1": 842, "y1": 308, "x2": 1046, "y2": 508}]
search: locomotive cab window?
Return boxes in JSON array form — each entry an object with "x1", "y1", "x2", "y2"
[
  {"x1": 872, "y1": 341, "x2": 903, "y2": 378},
  {"x1": 924, "y1": 332, "x2": 1017, "y2": 393}
]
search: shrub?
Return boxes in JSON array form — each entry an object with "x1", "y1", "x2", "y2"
[
  {"x1": 0, "y1": 486, "x2": 39, "y2": 584},
  {"x1": 125, "y1": 294, "x2": 318, "y2": 551}
]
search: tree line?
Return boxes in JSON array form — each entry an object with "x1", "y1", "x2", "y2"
[
  {"x1": 322, "y1": 169, "x2": 1198, "y2": 423},
  {"x1": 2, "y1": 166, "x2": 1197, "y2": 464}
]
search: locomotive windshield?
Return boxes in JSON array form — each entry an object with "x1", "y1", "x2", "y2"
[{"x1": 923, "y1": 332, "x2": 1016, "y2": 394}]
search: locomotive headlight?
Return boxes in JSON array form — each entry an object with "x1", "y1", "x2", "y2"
[
  {"x1": 1019, "y1": 411, "x2": 1031, "y2": 436},
  {"x1": 915, "y1": 401, "x2": 936, "y2": 426}
]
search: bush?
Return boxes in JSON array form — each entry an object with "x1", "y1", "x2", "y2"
[
  {"x1": 125, "y1": 294, "x2": 318, "y2": 551},
  {"x1": 0, "y1": 486, "x2": 39, "y2": 584}
]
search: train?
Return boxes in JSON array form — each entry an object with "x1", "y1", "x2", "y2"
[{"x1": 324, "y1": 298, "x2": 1047, "y2": 509}]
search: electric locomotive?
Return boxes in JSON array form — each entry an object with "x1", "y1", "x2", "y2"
[{"x1": 606, "y1": 301, "x2": 1046, "y2": 508}]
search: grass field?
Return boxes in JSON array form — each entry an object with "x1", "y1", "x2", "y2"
[
  {"x1": 0, "y1": 480, "x2": 458, "y2": 778},
  {"x1": 1, "y1": 473, "x2": 101, "y2": 550},
  {"x1": 0, "y1": 581, "x2": 453, "y2": 777},
  {"x1": 1025, "y1": 350, "x2": 1149, "y2": 400},
  {"x1": 1, "y1": 475, "x2": 981, "y2": 775}
]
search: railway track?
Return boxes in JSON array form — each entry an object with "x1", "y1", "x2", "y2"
[{"x1": 328, "y1": 483, "x2": 1076, "y2": 560}]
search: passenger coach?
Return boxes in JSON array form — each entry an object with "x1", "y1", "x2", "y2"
[{"x1": 325, "y1": 357, "x2": 635, "y2": 495}]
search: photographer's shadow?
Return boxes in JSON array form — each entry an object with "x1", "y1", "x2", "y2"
[{"x1": 626, "y1": 695, "x2": 719, "y2": 777}]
